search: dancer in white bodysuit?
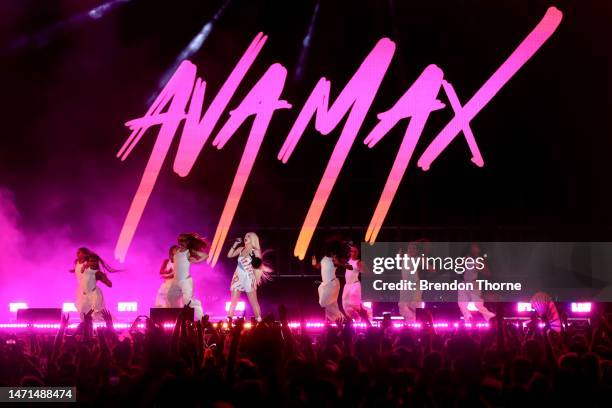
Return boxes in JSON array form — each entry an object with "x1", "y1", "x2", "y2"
[
  {"x1": 312, "y1": 237, "x2": 349, "y2": 322},
  {"x1": 168, "y1": 233, "x2": 209, "y2": 320},
  {"x1": 398, "y1": 242, "x2": 423, "y2": 322},
  {"x1": 342, "y1": 244, "x2": 371, "y2": 321},
  {"x1": 458, "y1": 243, "x2": 495, "y2": 321},
  {"x1": 155, "y1": 245, "x2": 180, "y2": 308},
  {"x1": 73, "y1": 249, "x2": 113, "y2": 321},
  {"x1": 227, "y1": 232, "x2": 271, "y2": 321}
]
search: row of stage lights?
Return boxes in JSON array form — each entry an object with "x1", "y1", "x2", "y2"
[
  {"x1": 0, "y1": 320, "x2": 488, "y2": 331},
  {"x1": 0, "y1": 320, "x2": 571, "y2": 332},
  {"x1": 7, "y1": 301, "x2": 592, "y2": 315},
  {"x1": 8, "y1": 301, "x2": 249, "y2": 314}
]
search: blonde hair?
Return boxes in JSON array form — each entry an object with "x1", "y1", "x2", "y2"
[{"x1": 245, "y1": 232, "x2": 260, "y2": 251}]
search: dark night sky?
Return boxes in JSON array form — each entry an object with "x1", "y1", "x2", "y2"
[{"x1": 0, "y1": 0, "x2": 611, "y2": 248}]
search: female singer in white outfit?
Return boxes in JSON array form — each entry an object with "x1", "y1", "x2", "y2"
[
  {"x1": 73, "y1": 248, "x2": 113, "y2": 321},
  {"x1": 155, "y1": 245, "x2": 180, "y2": 308},
  {"x1": 458, "y1": 243, "x2": 495, "y2": 321},
  {"x1": 227, "y1": 232, "x2": 271, "y2": 321},
  {"x1": 342, "y1": 244, "x2": 371, "y2": 321},
  {"x1": 169, "y1": 233, "x2": 209, "y2": 320},
  {"x1": 312, "y1": 238, "x2": 349, "y2": 322}
]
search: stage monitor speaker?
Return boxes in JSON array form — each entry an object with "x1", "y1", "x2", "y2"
[
  {"x1": 150, "y1": 307, "x2": 193, "y2": 324},
  {"x1": 17, "y1": 308, "x2": 62, "y2": 323}
]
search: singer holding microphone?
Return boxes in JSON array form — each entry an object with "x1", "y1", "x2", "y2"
[{"x1": 227, "y1": 232, "x2": 271, "y2": 322}]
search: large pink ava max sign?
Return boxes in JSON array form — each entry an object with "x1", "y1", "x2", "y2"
[{"x1": 115, "y1": 7, "x2": 562, "y2": 266}]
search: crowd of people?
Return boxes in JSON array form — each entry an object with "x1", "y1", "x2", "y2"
[{"x1": 1, "y1": 304, "x2": 611, "y2": 407}]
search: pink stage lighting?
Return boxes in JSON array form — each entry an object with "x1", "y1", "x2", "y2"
[
  {"x1": 62, "y1": 302, "x2": 78, "y2": 312},
  {"x1": 117, "y1": 302, "x2": 138, "y2": 312},
  {"x1": 0, "y1": 323, "x2": 28, "y2": 329},
  {"x1": 362, "y1": 302, "x2": 372, "y2": 309},
  {"x1": 517, "y1": 302, "x2": 534, "y2": 312},
  {"x1": 9, "y1": 302, "x2": 28, "y2": 313},
  {"x1": 224, "y1": 301, "x2": 246, "y2": 312},
  {"x1": 571, "y1": 302, "x2": 592, "y2": 313}
]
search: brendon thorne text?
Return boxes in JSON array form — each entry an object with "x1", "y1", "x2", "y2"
[{"x1": 372, "y1": 279, "x2": 522, "y2": 292}]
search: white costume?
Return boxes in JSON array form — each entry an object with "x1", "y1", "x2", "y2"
[
  {"x1": 458, "y1": 264, "x2": 495, "y2": 321},
  {"x1": 398, "y1": 263, "x2": 422, "y2": 322},
  {"x1": 230, "y1": 253, "x2": 256, "y2": 293},
  {"x1": 75, "y1": 261, "x2": 106, "y2": 320},
  {"x1": 318, "y1": 256, "x2": 343, "y2": 322},
  {"x1": 155, "y1": 261, "x2": 180, "y2": 308},
  {"x1": 167, "y1": 249, "x2": 204, "y2": 320},
  {"x1": 342, "y1": 258, "x2": 370, "y2": 320}
]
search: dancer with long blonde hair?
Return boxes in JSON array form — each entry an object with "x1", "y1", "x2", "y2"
[{"x1": 227, "y1": 232, "x2": 271, "y2": 322}]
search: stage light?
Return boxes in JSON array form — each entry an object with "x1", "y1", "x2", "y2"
[
  {"x1": 9, "y1": 302, "x2": 28, "y2": 312},
  {"x1": 224, "y1": 301, "x2": 246, "y2": 312},
  {"x1": 467, "y1": 302, "x2": 478, "y2": 312},
  {"x1": 117, "y1": 302, "x2": 137, "y2": 312},
  {"x1": 570, "y1": 302, "x2": 592, "y2": 313},
  {"x1": 62, "y1": 302, "x2": 78, "y2": 312},
  {"x1": 362, "y1": 301, "x2": 372, "y2": 309},
  {"x1": 148, "y1": 0, "x2": 232, "y2": 104},
  {"x1": 305, "y1": 322, "x2": 325, "y2": 329},
  {"x1": 294, "y1": 0, "x2": 320, "y2": 81},
  {"x1": 32, "y1": 323, "x2": 60, "y2": 329},
  {"x1": 7, "y1": 0, "x2": 131, "y2": 52},
  {"x1": 0, "y1": 323, "x2": 28, "y2": 329},
  {"x1": 517, "y1": 302, "x2": 534, "y2": 312}
]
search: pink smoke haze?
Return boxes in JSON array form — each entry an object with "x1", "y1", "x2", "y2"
[
  {"x1": 0, "y1": 187, "x2": 228, "y2": 321},
  {"x1": 115, "y1": 8, "x2": 562, "y2": 263}
]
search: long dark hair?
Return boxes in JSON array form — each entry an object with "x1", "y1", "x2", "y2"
[
  {"x1": 87, "y1": 253, "x2": 119, "y2": 273},
  {"x1": 178, "y1": 232, "x2": 210, "y2": 252},
  {"x1": 323, "y1": 235, "x2": 349, "y2": 259}
]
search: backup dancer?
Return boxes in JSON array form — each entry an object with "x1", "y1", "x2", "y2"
[
  {"x1": 170, "y1": 233, "x2": 209, "y2": 320},
  {"x1": 312, "y1": 238, "x2": 349, "y2": 323},
  {"x1": 155, "y1": 245, "x2": 180, "y2": 308},
  {"x1": 72, "y1": 248, "x2": 114, "y2": 321},
  {"x1": 398, "y1": 242, "x2": 423, "y2": 322},
  {"x1": 227, "y1": 232, "x2": 271, "y2": 322},
  {"x1": 342, "y1": 244, "x2": 371, "y2": 321},
  {"x1": 457, "y1": 243, "x2": 495, "y2": 321}
]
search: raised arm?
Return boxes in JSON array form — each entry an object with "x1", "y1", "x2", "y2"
[
  {"x1": 311, "y1": 255, "x2": 321, "y2": 269},
  {"x1": 227, "y1": 238, "x2": 243, "y2": 258},
  {"x1": 96, "y1": 271, "x2": 113, "y2": 287}
]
